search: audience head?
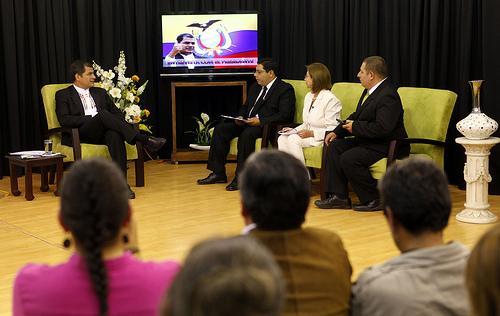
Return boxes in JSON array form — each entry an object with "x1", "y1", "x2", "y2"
[
  {"x1": 305, "y1": 62, "x2": 332, "y2": 93},
  {"x1": 379, "y1": 157, "x2": 451, "y2": 246},
  {"x1": 358, "y1": 56, "x2": 387, "y2": 89},
  {"x1": 255, "y1": 58, "x2": 278, "y2": 86},
  {"x1": 59, "y1": 158, "x2": 130, "y2": 316},
  {"x1": 240, "y1": 150, "x2": 310, "y2": 230},
  {"x1": 161, "y1": 236, "x2": 284, "y2": 316},
  {"x1": 70, "y1": 59, "x2": 95, "y2": 89},
  {"x1": 466, "y1": 224, "x2": 500, "y2": 316}
]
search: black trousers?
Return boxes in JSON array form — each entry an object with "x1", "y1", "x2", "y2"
[
  {"x1": 78, "y1": 110, "x2": 138, "y2": 174},
  {"x1": 207, "y1": 122, "x2": 262, "y2": 176},
  {"x1": 324, "y1": 138, "x2": 385, "y2": 203}
]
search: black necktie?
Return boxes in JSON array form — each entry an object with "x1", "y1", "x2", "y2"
[{"x1": 249, "y1": 86, "x2": 267, "y2": 117}]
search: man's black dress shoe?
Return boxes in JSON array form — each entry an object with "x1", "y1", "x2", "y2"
[
  {"x1": 144, "y1": 136, "x2": 166, "y2": 153},
  {"x1": 314, "y1": 195, "x2": 352, "y2": 209},
  {"x1": 127, "y1": 185, "x2": 136, "y2": 199},
  {"x1": 225, "y1": 178, "x2": 239, "y2": 191},
  {"x1": 197, "y1": 173, "x2": 228, "y2": 185},
  {"x1": 353, "y1": 199, "x2": 383, "y2": 212}
]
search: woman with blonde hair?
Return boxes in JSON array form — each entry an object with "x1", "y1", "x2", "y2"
[
  {"x1": 278, "y1": 62, "x2": 342, "y2": 164},
  {"x1": 466, "y1": 224, "x2": 500, "y2": 316}
]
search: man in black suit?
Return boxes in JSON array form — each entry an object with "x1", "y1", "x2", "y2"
[
  {"x1": 56, "y1": 60, "x2": 166, "y2": 199},
  {"x1": 315, "y1": 56, "x2": 409, "y2": 211},
  {"x1": 197, "y1": 58, "x2": 295, "y2": 191}
]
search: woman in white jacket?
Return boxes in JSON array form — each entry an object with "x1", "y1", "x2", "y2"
[{"x1": 278, "y1": 63, "x2": 342, "y2": 164}]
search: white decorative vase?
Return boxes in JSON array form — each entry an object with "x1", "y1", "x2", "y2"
[{"x1": 456, "y1": 80, "x2": 498, "y2": 139}]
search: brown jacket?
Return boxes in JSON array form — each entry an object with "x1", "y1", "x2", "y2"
[{"x1": 250, "y1": 227, "x2": 352, "y2": 316}]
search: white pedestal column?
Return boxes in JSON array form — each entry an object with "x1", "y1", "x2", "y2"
[{"x1": 455, "y1": 137, "x2": 500, "y2": 224}]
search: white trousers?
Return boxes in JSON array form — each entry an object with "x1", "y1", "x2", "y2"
[{"x1": 277, "y1": 134, "x2": 320, "y2": 165}]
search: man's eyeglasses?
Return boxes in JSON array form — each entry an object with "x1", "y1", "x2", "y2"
[{"x1": 254, "y1": 70, "x2": 266, "y2": 74}]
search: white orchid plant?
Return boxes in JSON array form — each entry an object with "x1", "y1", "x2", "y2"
[
  {"x1": 92, "y1": 51, "x2": 151, "y2": 133},
  {"x1": 187, "y1": 113, "x2": 215, "y2": 146}
]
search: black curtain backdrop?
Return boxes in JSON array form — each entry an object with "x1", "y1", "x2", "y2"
[{"x1": 1, "y1": 0, "x2": 499, "y2": 193}]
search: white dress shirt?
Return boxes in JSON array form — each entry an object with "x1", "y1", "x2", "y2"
[{"x1": 73, "y1": 85, "x2": 97, "y2": 117}]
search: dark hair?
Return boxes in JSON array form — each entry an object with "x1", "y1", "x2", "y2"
[
  {"x1": 239, "y1": 150, "x2": 310, "y2": 230},
  {"x1": 466, "y1": 224, "x2": 500, "y2": 316},
  {"x1": 70, "y1": 59, "x2": 93, "y2": 82},
  {"x1": 307, "y1": 63, "x2": 332, "y2": 93},
  {"x1": 259, "y1": 58, "x2": 279, "y2": 77},
  {"x1": 161, "y1": 236, "x2": 284, "y2": 316},
  {"x1": 60, "y1": 158, "x2": 129, "y2": 316},
  {"x1": 379, "y1": 157, "x2": 451, "y2": 235},
  {"x1": 363, "y1": 56, "x2": 388, "y2": 78},
  {"x1": 176, "y1": 33, "x2": 194, "y2": 43}
]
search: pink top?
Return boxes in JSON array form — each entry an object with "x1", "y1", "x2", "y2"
[{"x1": 13, "y1": 252, "x2": 180, "y2": 316}]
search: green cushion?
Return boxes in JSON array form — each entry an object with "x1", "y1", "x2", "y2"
[
  {"x1": 331, "y1": 82, "x2": 365, "y2": 120},
  {"x1": 229, "y1": 138, "x2": 262, "y2": 156},
  {"x1": 41, "y1": 83, "x2": 72, "y2": 130},
  {"x1": 303, "y1": 146, "x2": 323, "y2": 168},
  {"x1": 41, "y1": 83, "x2": 139, "y2": 163},
  {"x1": 397, "y1": 87, "x2": 457, "y2": 169},
  {"x1": 283, "y1": 79, "x2": 310, "y2": 123},
  {"x1": 369, "y1": 158, "x2": 387, "y2": 180}
]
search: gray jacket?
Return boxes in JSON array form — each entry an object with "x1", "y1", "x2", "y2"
[{"x1": 351, "y1": 242, "x2": 470, "y2": 316}]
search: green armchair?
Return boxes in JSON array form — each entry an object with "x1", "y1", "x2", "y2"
[
  {"x1": 319, "y1": 84, "x2": 457, "y2": 198},
  {"x1": 396, "y1": 87, "x2": 457, "y2": 170},
  {"x1": 226, "y1": 79, "x2": 457, "y2": 201},
  {"x1": 41, "y1": 83, "x2": 145, "y2": 187}
]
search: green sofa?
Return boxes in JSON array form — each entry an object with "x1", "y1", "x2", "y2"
[{"x1": 282, "y1": 80, "x2": 457, "y2": 198}]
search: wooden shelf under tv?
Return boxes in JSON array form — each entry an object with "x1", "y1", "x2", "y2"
[{"x1": 170, "y1": 81, "x2": 247, "y2": 163}]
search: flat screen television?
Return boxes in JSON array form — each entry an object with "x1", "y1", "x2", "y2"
[{"x1": 160, "y1": 12, "x2": 258, "y2": 76}]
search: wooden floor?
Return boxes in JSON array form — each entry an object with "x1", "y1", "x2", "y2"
[{"x1": 0, "y1": 160, "x2": 499, "y2": 315}]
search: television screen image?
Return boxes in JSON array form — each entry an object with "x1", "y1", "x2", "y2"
[{"x1": 161, "y1": 13, "x2": 258, "y2": 75}]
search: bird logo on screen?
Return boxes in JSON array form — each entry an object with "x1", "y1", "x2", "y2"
[
  {"x1": 187, "y1": 20, "x2": 232, "y2": 57},
  {"x1": 187, "y1": 20, "x2": 221, "y2": 31}
]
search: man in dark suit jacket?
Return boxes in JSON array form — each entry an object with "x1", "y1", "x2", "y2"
[
  {"x1": 315, "y1": 56, "x2": 409, "y2": 211},
  {"x1": 197, "y1": 58, "x2": 295, "y2": 191},
  {"x1": 56, "y1": 60, "x2": 166, "y2": 198}
]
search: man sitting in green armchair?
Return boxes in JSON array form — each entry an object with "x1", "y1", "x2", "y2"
[
  {"x1": 315, "y1": 56, "x2": 409, "y2": 212},
  {"x1": 56, "y1": 60, "x2": 166, "y2": 198},
  {"x1": 197, "y1": 58, "x2": 295, "y2": 191}
]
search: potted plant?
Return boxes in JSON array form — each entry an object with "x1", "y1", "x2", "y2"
[{"x1": 187, "y1": 113, "x2": 216, "y2": 150}]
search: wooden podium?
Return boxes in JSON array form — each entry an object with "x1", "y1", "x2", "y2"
[{"x1": 170, "y1": 81, "x2": 247, "y2": 163}]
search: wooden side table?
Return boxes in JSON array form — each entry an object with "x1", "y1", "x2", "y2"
[{"x1": 6, "y1": 154, "x2": 65, "y2": 201}]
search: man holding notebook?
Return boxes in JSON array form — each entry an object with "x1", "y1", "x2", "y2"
[{"x1": 197, "y1": 58, "x2": 295, "y2": 191}]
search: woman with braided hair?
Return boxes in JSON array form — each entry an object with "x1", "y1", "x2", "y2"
[{"x1": 13, "y1": 158, "x2": 180, "y2": 316}]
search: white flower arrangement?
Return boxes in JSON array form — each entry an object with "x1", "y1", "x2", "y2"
[{"x1": 93, "y1": 51, "x2": 151, "y2": 133}]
